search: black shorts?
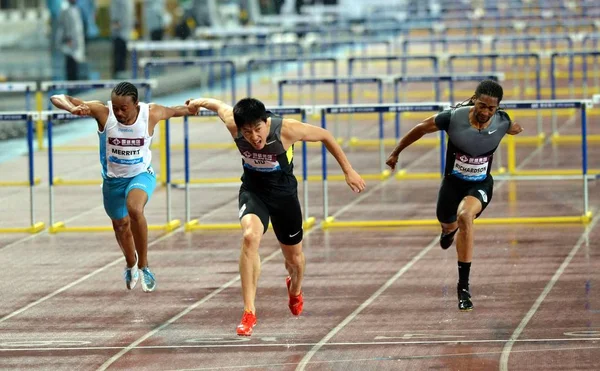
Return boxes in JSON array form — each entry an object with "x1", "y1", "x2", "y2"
[
  {"x1": 238, "y1": 186, "x2": 304, "y2": 245},
  {"x1": 436, "y1": 175, "x2": 494, "y2": 224}
]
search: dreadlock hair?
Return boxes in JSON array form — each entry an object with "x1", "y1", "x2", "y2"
[
  {"x1": 453, "y1": 80, "x2": 504, "y2": 108},
  {"x1": 111, "y1": 82, "x2": 139, "y2": 103},
  {"x1": 233, "y1": 97, "x2": 268, "y2": 130}
]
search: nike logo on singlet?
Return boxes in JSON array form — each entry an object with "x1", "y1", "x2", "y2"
[
  {"x1": 266, "y1": 140, "x2": 276, "y2": 145},
  {"x1": 488, "y1": 129, "x2": 498, "y2": 134}
]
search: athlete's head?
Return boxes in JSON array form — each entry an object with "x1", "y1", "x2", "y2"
[
  {"x1": 111, "y1": 82, "x2": 139, "y2": 124},
  {"x1": 233, "y1": 98, "x2": 269, "y2": 150},
  {"x1": 471, "y1": 80, "x2": 503, "y2": 124}
]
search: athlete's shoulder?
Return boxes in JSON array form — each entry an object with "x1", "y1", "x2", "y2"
[{"x1": 496, "y1": 109, "x2": 511, "y2": 121}]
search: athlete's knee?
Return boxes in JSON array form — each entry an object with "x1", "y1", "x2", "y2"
[
  {"x1": 112, "y1": 218, "x2": 130, "y2": 235},
  {"x1": 457, "y1": 209, "x2": 475, "y2": 230},
  {"x1": 126, "y1": 200, "x2": 145, "y2": 221},
  {"x1": 285, "y1": 250, "x2": 303, "y2": 268},
  {"x1": 242, "y1": 227, "x2": 262, "y2": 249}
]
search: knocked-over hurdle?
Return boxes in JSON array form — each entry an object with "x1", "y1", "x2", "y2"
[{"x1": 0, "y1": 111, "x2": 44, "y2": 233}]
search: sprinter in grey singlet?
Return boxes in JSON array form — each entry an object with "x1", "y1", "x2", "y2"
[{"x1": 386, "y1": 80, "x2": 524, "y2": 311}]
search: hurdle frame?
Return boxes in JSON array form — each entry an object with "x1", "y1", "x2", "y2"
[
  {"x1": 184, "y1": 106, "x2": 316, "y2": 231},
  {"x1": 0, "y1": 112, "x2": 45, "y2": 233},
  {"x1": 128, "y1": 40, "x2": 213, "y2": 78},
  {"x1": 276, "y1": 76, "x2": 388, "y2": 178},
  {"x1": 140, "y1": 57, "x2": 237, "y2": 104},
  {"x1": 318, "y1": 101, "x2": 593, "y2": 229},
  {"x1": 0, "y1": 82, "x2": 40, "y2": 186},
  {"x1": 246, "y1": 56, "x2": 339, "y2": 98},
  {"x1": 40, "y1": 111, "x2": 180, "y2": 233},
  {"x1": 549, "y1": 51, "x2": 600, "y2": 145},
  {"x1": 273, "y1": 76, "x2": 389, "y2": 149},
  {"x1": 447, "y1": 52, "x2": 546, "y2": 144},
  {"x1": 40, "y1": 79, "x2": 157, "y2": 184}
]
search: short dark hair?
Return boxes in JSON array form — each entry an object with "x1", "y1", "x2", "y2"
[
  {"x1": 111, "y1": 82, "x2": 138, "y2": 103},
  {"x1": 474, "y1": 80, "x2": 503, "y2": 102},
  {"x1": 454, "y1": 80, "x2": 504, "y2": 108},
  {"x1": 233, "y1": 98, "x2": 268, "y2": 130}
]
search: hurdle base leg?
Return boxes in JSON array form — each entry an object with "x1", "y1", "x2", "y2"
[{"x1": 27, "y1": 222, "x2": 45, "y2": 234}]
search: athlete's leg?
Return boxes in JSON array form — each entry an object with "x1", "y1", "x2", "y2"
[
  {"x1": 111, "y1": 216, "x2": 136, "y2": 267},
  {"x1": 271, "y1": 193, "x2": 305, "y2": 315},
  {"x1": 436, "y1": 177, "x2": 463, "y2": 249},
  {"x1": 126, "y1": 189, "x2": 149, "y2": 267},
  {"x1": 103, "y1": 178, "x2": 138, "y2": 289},
  {"x1": 280, "y1": 241, "x2": 305, "y2": 297},
  {"x1": 124, "y1": 172, "x2": 157, "y2": 269},
  {"x1": 239, "y1": 213, "x2": 265, "y2": 314},
  {"x1": 455, "y1": 196, "x2": 483, "y2": 263}
]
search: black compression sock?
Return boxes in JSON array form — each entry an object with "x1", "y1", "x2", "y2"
[{"x1": 458, "y1": 261, "x2": 471, "y2": 289}]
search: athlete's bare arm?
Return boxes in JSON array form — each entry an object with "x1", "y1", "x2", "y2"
[
  {"x1": 386, "y1": 114, "x2": 440, "y2": 171},
  {"x1": 148, "y1": 104, "x2": 190, "y2": 134},
  {"x1": 50, "y1": 94, "x2": 109, "y2": 130},
  {"x1": 282, "y1": 118, "x2": 366, "y2": 193},
  {"x1": 185, "y1": 98, "x2": 237, "y2": 137},
  {"x1": 506, "y1": 121, "x2": 524, "y2": 135}
]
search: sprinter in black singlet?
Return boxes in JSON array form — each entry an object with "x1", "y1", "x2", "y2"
[
  {"x1": 186, "y1": 97, "x2": 366, "y2": 336},
  {"x1": 386, "y1": 80, "x2": 523, "y2": 311}
]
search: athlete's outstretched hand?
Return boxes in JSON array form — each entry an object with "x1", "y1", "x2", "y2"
[
  {"x1": 386, "y1": 153, "x2": 399, "y2": 171},
  {"x1": 507, "y1": 121, "x2": 524, "y2": 135},
  {"x1": 70, "y1": 104, "x2": 91, "y2": 116},
  {"x1": 185, "y1": 98, "x2": 199, "y2": 115},
  {"x1": 345, "y1": 168, "x2": 366, "y2": 193}
]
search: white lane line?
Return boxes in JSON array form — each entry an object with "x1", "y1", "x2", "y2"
[
  {"x1": 96, "y1": 247, "x2": 285, "y2": 371},
  {"x1": 0, "y1": 230, "x2": 179, "y2": 324},
  {"x1": 3, "y1": 336, "x2": 600, "y2": 352},
  {"x1": 296, "y1": 236, "x2": 439, "y2": 371},
  {"x1": 499, "y1": 213, "x2": 600, "y2": 371}
]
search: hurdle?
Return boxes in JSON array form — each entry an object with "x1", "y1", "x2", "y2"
[
  {"x1": 0, "y1": 112, "x2": 44, "y2": 233},
  {"x1": 246, "y1": 56, "x2": 339, "y2": 98},
  {"x1": 40, "y1": 110, "x2": 180, "y2": 233},
  {"x1": 128, "y1": 40, "x2": 213, "y2": 78},
  {"x1": 319, "y1": 101, "x2": 593, "y2": 229},
  {"x1": 184, "y1": 106, "x2": 316, "y2": 231},
  {"x1": 503, "y1": 99, "x2": 600, "y2": 177},
  {"x1": 275, "y1": 76, "x2": 385, "y2": 146},
  {"x1": 347, "y1": 55, "x2": 439, "y2": 100},
  {"x1": 0, "y1": 82, "x2": 41, "y2": 186},
  {"x1": 401, "y1": 36, "x2": 483, "y2": 56},
  {"x1": 40, "y1": 79, "x2": 157, "y2": 183},
  {"x1": 550, "y1": 51, "x2": 600, "y2": 144},
  {"x1": 490, "y1": 34, "x2": 573, "y2": 54},
  {"x1": 447, "y1": 52, "x2": 547, "y2": 145},
  {"x1": 140, "y1": 57, "x2": 237, "y2": 103}
]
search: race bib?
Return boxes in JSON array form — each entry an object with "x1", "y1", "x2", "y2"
[
  {"x1": 451, "y1": 153, "x2": 490, "y2": 181},
  {"x1": 241, "y1": 151, "x2": 281, "y2": 172}
]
